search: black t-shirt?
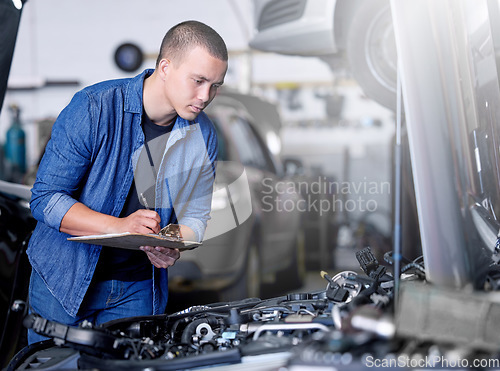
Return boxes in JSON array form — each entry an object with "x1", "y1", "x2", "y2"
[{"x1": 93, "y1": 113, "x2": 174, "y2": 282}]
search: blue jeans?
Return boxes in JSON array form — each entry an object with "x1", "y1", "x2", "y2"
[{"x1": 28, "y1": 270, "x2": 153, "y2": 344}]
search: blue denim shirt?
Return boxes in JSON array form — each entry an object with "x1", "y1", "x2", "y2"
[{"x1": 27, "y1": 69, "x2": 218, "y2": 317}]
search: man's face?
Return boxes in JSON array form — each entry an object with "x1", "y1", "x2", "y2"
[{"x1": 163, "y1": 46, "x2": 227, "y2": 121}]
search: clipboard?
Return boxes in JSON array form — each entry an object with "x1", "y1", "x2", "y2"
[{"x1": 68, "y1": 232, "x2": 201, "y2": 251}]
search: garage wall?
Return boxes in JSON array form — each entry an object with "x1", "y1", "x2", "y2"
[
  {"x1": 0, "y1": 0, "x2": 337, "y2": 164},
  {"x1": 1, "y1": 0, "x2": 253, "y2": 157}
]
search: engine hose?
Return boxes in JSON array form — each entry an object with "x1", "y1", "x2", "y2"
[
  {"x1": 180, "y1": 317, "x2": 218, "y2": 345},
  {"x1": 401, "y1": 262, "x2": 426, "y2": 275}
]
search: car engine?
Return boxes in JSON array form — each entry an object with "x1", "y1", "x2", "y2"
[{"x1": 10, "y1": 246, "x2": 500, "y2": 370}]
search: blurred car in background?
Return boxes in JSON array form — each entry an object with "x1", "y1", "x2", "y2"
[
  {"x1": 249, "y1": 0, "x2": 397, "y2": 111},
  {"x1": 0, "y1": 181, "x2": 34, "y2": 369},
  {"x1": 168, "y1": 92, "x2": 306, "y2": 304}
]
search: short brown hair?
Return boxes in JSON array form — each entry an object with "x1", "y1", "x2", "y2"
[{"x1": 156, "y1": 20, "x2": 228, "y2": 67}]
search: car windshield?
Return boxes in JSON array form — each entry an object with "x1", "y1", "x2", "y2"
[{"x1": 227, "y1": 115, "x2": 270, "y2": 171}]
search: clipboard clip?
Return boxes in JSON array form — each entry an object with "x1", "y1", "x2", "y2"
[{"x1": 159, "y1": 224, "x2": 183, "y2": 241}]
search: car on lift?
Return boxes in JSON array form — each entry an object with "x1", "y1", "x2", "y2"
[{"x1": 249, "y1": 0, "x2": 397, "y2": 111}]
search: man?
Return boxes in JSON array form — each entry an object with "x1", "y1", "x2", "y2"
[{"x1": 27, "y1": 20, "x2": 228, "y2": 343}]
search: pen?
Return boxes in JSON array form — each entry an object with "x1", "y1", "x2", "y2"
[{"x1": 140, "y1": 193, "x2": 150, "y2": 209}]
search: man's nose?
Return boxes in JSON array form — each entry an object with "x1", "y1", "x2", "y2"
[{"x1": 198, "y1": 86, "x2": 212, "y2": 103}]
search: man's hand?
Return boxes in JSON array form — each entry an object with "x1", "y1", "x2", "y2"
[
  {"x1": 140, "y1": 246, "x2": 180, "y2": 268},
  {"x1": 118, "y1": 209, "x2": 161, "y2": 234}
]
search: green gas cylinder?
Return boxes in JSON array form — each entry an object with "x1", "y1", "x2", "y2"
[{"x1": 5, "y1": 104, "x2": 26, "y2": 180}]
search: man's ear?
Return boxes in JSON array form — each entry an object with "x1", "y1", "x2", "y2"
[{"x1": 158, "y1": 58, "x2": 170, "y2": 78}]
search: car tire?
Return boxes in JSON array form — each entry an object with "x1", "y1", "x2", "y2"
[
  {"x1": 218, "y1": 241, "x2": 261, "y2": 301},
  {"x1": 346, "y1": 0, "x2": 397, "y2": 111}
]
